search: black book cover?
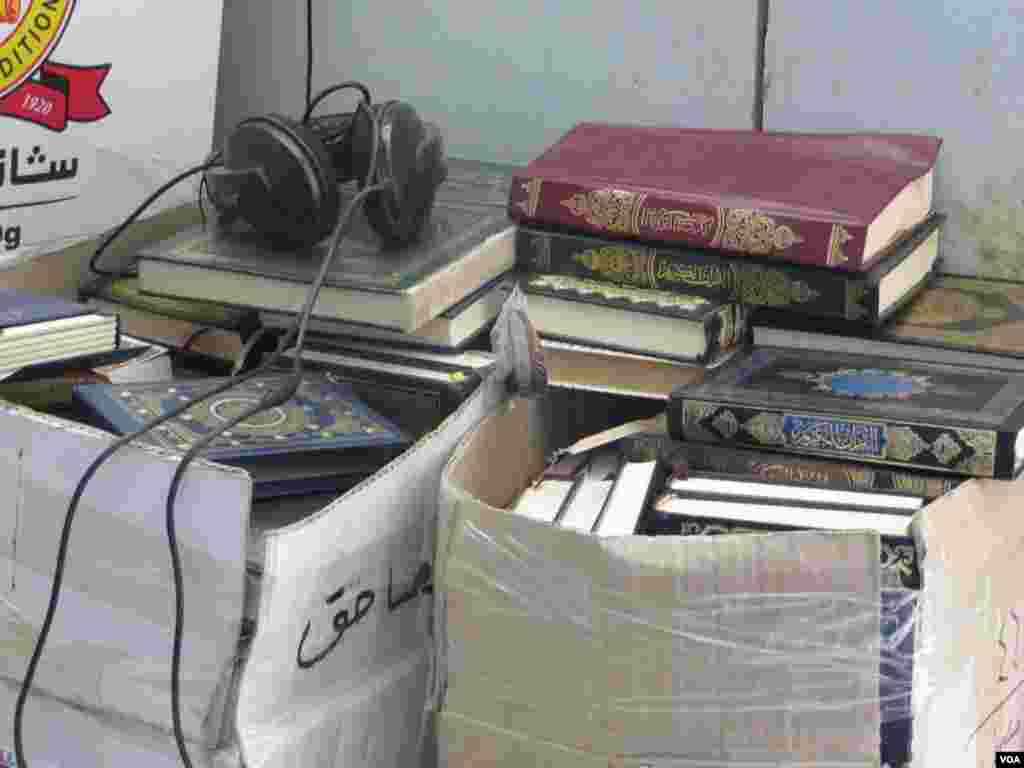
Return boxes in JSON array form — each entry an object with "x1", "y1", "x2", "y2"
[
  {"x1": 640, "y1": 501, "x2": 921, "y2": 589},
  {"x1": 668, "y1": 346, "x2": 1024, "y2": 478},
  {"x1": 284, "y1": 346, "x2": 488, "y2": 439},
  {"x1": 518, "y1": 214, "x2": 944, "y2": 324},
  {"x1": 659, "y1": 441, "x2": 960, "y2": 500}
]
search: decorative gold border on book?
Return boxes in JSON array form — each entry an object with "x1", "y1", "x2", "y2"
[
  {"x1": 679, "y1": 400, "x2": 1000, "y2": 477},
  {"x1": 710, "y1": 208, "x2": 804, "y2": 254},
  {"x1": 572, "y1": 245, "x2": 659, "y2": 288},
  {"x1": 560, "y1": 188, "x2": 716, "y2": 237},
  {"x1": 827, "y1": 224, "x2": 854, "y2": 266}
]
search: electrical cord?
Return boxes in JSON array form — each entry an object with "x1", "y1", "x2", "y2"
[
  {"x1": 305, "y1": 0, "x2": 313, "y2": 114},
  {"x1": 88, "y1": 159, "x2": 223, "y2": 280},
  {"x1": 303, "y1": 81, "x2": 372, "y2": 123},
  {"x1": 14, "y1": 101, "x2": 382, "y2": 768}
]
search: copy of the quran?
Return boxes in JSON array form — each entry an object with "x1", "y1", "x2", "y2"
[
  {"x1": 72, "y1": 371, "x2": 410, "y2": 498},
  {"x1": 754, "y1": 272, "x2": 1024, "y2": 372},
  {"x1": 661, "y1": 441, "x2": 959, "y2": 500},
  {"x1": 522, "y1": 274, "x2": 747, "y2": 364},
  {"x1": 509, "y1": 122, "x2": 940, "y2": 270},
  {"x1": 518, "y1": 214, "x2": 943, "y2": 324},
  {"x1": 668, "y1": 346, "x2": 1024, "y2": 478}
]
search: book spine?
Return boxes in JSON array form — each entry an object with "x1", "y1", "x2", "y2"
[
  {"x1": 516, "y1": 228, "x2": 879, "y2": 321},
  {"x1": 667, "y1": 397, "x2": 1003, "y2": 478},
  {"x1": 680, "y1": 448, "x2": 958, "y2": 499},
  {"x1": 509, "y1": 175, "x2": 869, "y2": 270},
  {"x1": 644, "y1": 512, "x2": 921, "y2": 589}
]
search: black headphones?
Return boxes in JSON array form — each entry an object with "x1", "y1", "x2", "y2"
[{"x1": 205, "y1": 91, "x2": 448, "y2": 249}]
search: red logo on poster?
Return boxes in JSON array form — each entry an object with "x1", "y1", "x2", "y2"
[{"x1": 0, "y1": 0, "x2": 111, "y2": 131}]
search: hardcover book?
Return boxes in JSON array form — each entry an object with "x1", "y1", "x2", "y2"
[
  {"x1": 81, "y1": 276, "x2": 259, "y2": 332},
  {"x1": 259, "y1": 275, "x2": 514, "y2": 352},
  {"x1": 0, "y1": 288, "x2": 120, "y2": 375},
  {"x1": 137, "y1": 163, "x2": 519, "y2": 333},
  {"x1": 284, "y1": 344, "x2": 493, "y2": 438},
  {"x1": 72, "y1": 371, "x2": 411, "y2": 499},
  {"x1": 660, "y1": 441, "x2": 959, "y2": 500},
  {"x1": 753, "y1": 273, "x2": 1024, "y2": 372},
  {"x1": 518, "y1": 213, "x2": 943, "y2": 324},
  {"x1": 522, "y1": 274, "x2": 747, "y2": 364},
  {"x1": 882, "y1": 273, "x2": 1024, "y2": 364},
  {"x1": 539, "y1": 338, "x2": 707, "y2": 400},
  {"x1": 509, "y1": 123, "x2": 941, "y2": 271},
  {"x1": 668, "y1": 346, "x2": 1024, "y2": 478},
  {"x1": 641, "y1": 493, "x2": 921, "y2": 589}
]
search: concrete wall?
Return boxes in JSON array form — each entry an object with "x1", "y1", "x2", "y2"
[
  {"x1": 214, "y1": 1, "x2": 762, "y2": 163},
  {"x1": 215, "y1": 1, "x2": 1023, "y2": 278},
  {"x1": 764, "y1": 0, "x2": 1024, "y2": 278}
]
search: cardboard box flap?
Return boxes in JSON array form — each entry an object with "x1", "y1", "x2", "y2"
[
  {"x1": 236, "y1": 368, "x2": 512, "y2": 768},
  {"x1": 910, "y1": 473, "x2": 1024, "y2": 767},
  {"x1": 438, "y1": 394, "x2": 896, "y2": 765},
  {"x1": 0, "y1": 400, "x2": 250, "y2": 747}
]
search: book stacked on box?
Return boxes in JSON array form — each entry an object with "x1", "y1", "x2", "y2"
[
  {"x1": 130, "y1": 161, "x2": 523, "y2": 438},
  {"x1": 508, "y1": 122, "x2": 945, "y2": 401}
]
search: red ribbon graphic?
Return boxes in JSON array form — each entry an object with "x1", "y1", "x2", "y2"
[{"x1": 0, "y1": 61, "x2": 111, "y2": 131}]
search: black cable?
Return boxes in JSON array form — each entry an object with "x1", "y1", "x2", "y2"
[
  {"x1": 302, "y1": 81, "x2": 372, "y2": 123},
  {"x1": 165, "y1": 181, "x2": 387, "y2": 767},
  {"x1": 197, "y1": 174, "x2": 208, "y2": 232},
  {"x1": 305, "y1": 0, "x2": 313, "y2": 114},
  {"x1": 15, "y1": 110, "x2": 384, "y2": 768},
  {"x1": 89, "y1": 160, "x2": 222, "y2": 279}
]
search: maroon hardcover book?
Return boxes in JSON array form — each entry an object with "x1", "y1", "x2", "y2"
[{"x1": 509, "y1": 123, "x2": 942, "y2": 272}]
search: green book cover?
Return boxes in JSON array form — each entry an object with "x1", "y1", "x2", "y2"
[
  {"x1": 881, "y1": 273, "x2": 1024, "y2": 358},
  {"x1": 82, "y1": 277, "x2": 257, "y2": 331}
]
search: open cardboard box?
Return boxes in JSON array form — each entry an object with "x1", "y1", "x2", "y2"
[
  {"x1": 436, "y1": 393, "x2": 1024, "y2": 768},
  {"x1": 0, "y1": 200, "x2": 531, "y2": 768}
]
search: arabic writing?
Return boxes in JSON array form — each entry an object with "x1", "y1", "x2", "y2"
[
  {"x1": 783, "y1": 415, "x2": 885, "y2": 457},
  {"x1": 996, "y1": 610, "x2": 1024, "y2": 750},
  {"x1": 968, "y1": 607, "x2": 1024, "y2": 751},
  {"x1": 0, "y1": 145, "x2": 78, "y2": 187},
  {"x1": 295, "y1": 562, "x2": 433, "y2": 670}
]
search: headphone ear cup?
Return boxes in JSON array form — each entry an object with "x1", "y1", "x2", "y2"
[
  {"x1": 217, "y1": 113, "x2": 338, "y2": 247},
  {"x1": 288, "y1": 118, "x2": 340, "y2": 241},
  {"x1": 351, "y1": 101, "x2": 447, "y2": 247}
]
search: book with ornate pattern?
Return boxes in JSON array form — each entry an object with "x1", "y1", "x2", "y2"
[
  {"x1": 668, "y1": 346, "x2": 1024, "y2": 478},
  {"x1": 522, "y1": 273, "x2": 747, "y2": 364},
  {"x1": 72, "y1": 371, "x2": 411, "y2": 498},
  {"x1": 661, "y1": 440, "x2": 959, "y2": 500},
  {"x1": 509, "y1": 123, "x2": 940, "y2": 271},
  {"x1": 517, "y1": 214, "x2": 943, "y2": 324}
]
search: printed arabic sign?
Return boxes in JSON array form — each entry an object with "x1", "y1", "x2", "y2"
[{"x1": 0, "y1": 0, "x2": 111, "y2": 131}]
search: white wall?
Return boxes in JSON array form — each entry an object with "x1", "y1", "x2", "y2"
[{"x1": 214, "y1": 1, "x2": 762, "y2": 164}]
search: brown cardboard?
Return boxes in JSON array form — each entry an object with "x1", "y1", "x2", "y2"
[
  {"x1": 437, "y1": 395, "x2": 887, "y2": 766},
  {"x1": 910, "y1": 473, "x2": 1024, "y2": 767}
]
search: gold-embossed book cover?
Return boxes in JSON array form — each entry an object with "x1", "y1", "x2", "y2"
[
  {"x1": 71, "y1": 370, "x2": 411, "y2": 497},
  {"x1": 668, "y1": 346, "x2": 1024, "y2": 478}
]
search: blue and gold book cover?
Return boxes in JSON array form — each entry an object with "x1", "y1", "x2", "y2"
[
  {"x1": 72, "y1": 371, "x2": 411, "y2": 463},
  {"x1": 669, "y1": 346, "x2": 1024, "y2": 478}
]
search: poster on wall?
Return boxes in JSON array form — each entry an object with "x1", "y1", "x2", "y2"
[{"x1": 0, "y1": 0, "x2": 224, "y2": 264}]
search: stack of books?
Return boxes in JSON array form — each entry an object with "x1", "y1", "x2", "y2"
[
  {"x1": 125, "y1": 161, "x2": 522, "y2": 437},
  {"x1": 508, "y1": 123, "x2": 944, "y2": 400}
]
